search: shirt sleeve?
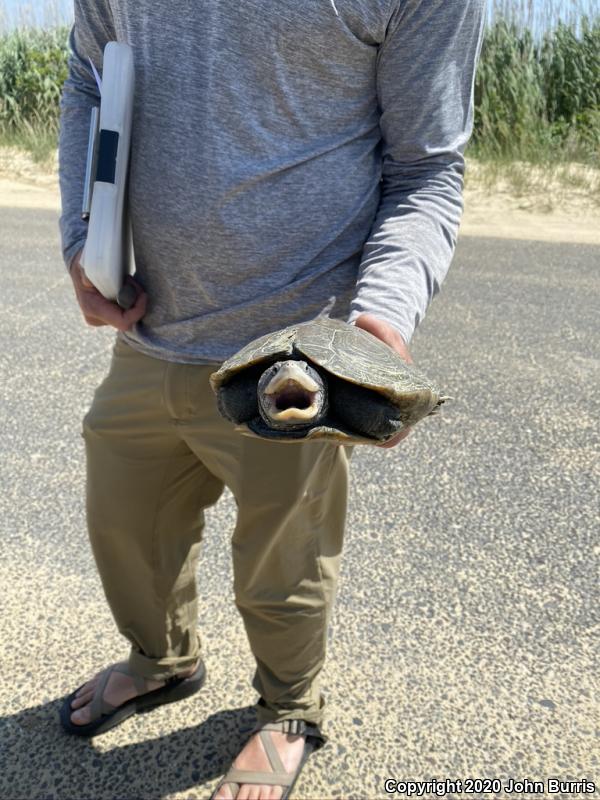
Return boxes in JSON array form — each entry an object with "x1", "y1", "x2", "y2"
[
  {"x1": 57, "y1": 1, "x2": 116, "y2": 272},
  {"x1": 346, "y1": 0, "x2": 485, "y2": 344}
]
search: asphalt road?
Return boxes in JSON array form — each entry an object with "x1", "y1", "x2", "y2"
[{"x1": 0, "y1": 206, "x2": 598, "y2": 800}]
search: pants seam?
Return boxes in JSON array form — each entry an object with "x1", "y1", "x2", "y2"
[{"x1": 302, "y1": 444, "x2": 341, "y2": 720}]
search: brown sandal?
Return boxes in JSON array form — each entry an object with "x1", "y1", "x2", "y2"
[
  {"x1": 210, "y1": 718, "x2": 326, "y2": 800},
  {"x1": 59, "y1": 658, "x2": 206, "y2": 737}
]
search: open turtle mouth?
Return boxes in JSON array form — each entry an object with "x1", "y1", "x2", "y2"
[
  {"x1": 270, "y1": 381, "x2": 318, "y2": 419},
  {"x1": 261, "y1": 362, "x2": 322, "y2": 422}
]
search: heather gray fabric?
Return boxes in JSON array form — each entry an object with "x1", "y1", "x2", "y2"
[{"x1": 58, "y1": 0, "x2": 484, "y2": 364}]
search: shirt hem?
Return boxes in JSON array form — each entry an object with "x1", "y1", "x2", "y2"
[{"x1": 117, "y1": 331, "x2": 223, "y2": 365}]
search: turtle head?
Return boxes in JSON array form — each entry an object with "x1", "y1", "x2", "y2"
[{"x1": 257, "y1": 359, "x2": 328, "y2": 430}]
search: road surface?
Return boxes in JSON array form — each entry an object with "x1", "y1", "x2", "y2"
[{"x1": 0, "y1": 206, "x2": 597, "y2": 799}]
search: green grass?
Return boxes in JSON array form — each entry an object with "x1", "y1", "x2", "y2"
[
  {"x1": 0, "y1": 23, "x2": 68, "y2": 162},
  {"x1": 0, "y1": 118, "x2": 58, "y2": 162},
  {"x1": 0, "y1": 4, "x2": 599, "y2": 179},
  {"x1": 472, "y1": 12, "x2": 600, "y2": 167}
]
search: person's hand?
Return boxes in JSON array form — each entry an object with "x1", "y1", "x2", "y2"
[
  {"x1": 69, "y1": 248, "x2": 148, "y2": 331},
  {"x1": 353, "y1": 313, "x2": 414, "y2": 449}
]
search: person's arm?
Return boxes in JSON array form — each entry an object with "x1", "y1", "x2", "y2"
[
  {"x1": 347, "y1": 0, "x2": 485, "y2": 345},
  {"x1": 58, "y1": 0, "x2": 116, "y2": 273},
  {"x1": 58, "y1": 3, "x2": 147, "y2": 330}
]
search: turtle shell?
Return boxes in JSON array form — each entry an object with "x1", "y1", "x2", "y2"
[
  {"x1": 209, "y1": 324, "x2": 298, "y2": 393},
  {"x1": 292, "y1": 317, "x2": 431, "y2": 394},
  {"x1": 210, "y1": 317, "x2": 443, "y2": 429}
]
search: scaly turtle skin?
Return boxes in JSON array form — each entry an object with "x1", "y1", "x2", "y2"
[{"x1": 209, "y1": 317, "x2": 449, "y2": 444}]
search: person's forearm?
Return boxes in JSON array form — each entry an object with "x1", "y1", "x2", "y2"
[
  {"x1": 58, "y1": 28, "x2": 99, "y2": 271},
  {"x1": 347, "y1": 152, "x2": 465, "y2": 344},
  {"x1": 347, "y1": 0, "x2": 484, "y2": 345}
]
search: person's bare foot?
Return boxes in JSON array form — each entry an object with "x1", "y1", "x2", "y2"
[
  {"x1": 69, "y1": 660, "x2": 200, "y2": 725},
  {"x1": 213, "y1": 729, "x2": 306, "y2": 800}
]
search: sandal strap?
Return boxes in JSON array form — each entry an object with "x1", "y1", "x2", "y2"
[
  {"x1": 88, "y1": 662, "x2": 148, "y2": 721},
  {"x1": 258, "y1": 728, "x2": 286, "y2": 774},
  {"x1": 221, "y1": 768, "x2": 294, "y2": 787},
  {"x1": 256, "y1": 719, "x2": 308, "y2": 736},
  {"x1": 111, "y1": 662, "x2": 149, "y2": 694},
  {"x1": 255, "y1": 718, "x2": 327, "y2": 746},
  {"x1": 89, "y1": 666, "x2": 117, "y2": 721}
]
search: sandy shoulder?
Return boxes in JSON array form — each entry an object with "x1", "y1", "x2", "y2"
[
  {"x1": 0, "y1": 177, "x2": 61, "y2": 210},
  {"x1": 460, "y1": 192, "x2": 600, "y2": 245},
  {"x1": 0, "y1": 147, "x2": 599, "y2": 245},
  {"x1": 461, "y1": 161, "x2": 600, "y2": 245}
]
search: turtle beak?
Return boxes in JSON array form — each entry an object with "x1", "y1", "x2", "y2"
[{"x1": 261, "y1": 362, "x2": 323, "y2": 422}]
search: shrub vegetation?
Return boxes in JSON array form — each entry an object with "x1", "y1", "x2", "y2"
[
  {"x1": 0, "y1": 6, "x2": 598, "y2": 166},
  {"x1": 473, "y1": 15, "x2": 600, "y2": 164},
  {"x1": 0, "y1": 24, "x2": 69, "y2": 160}
]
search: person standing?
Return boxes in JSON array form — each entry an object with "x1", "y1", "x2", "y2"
[{"x1": 57, "y1": 2, "x2": 484, "y2": 798}]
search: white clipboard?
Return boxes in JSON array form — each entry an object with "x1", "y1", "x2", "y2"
[{"x1": 80, "y1": 42, "x2": 136, "y2": 309}]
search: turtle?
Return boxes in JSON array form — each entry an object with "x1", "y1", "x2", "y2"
[{"x1": 209, "y1": 316, "x2": 449, "y2": 445}]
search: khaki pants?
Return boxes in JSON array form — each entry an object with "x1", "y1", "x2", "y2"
[{"x1": 81, "y1": 335, "x2": 353, "y2": 726}]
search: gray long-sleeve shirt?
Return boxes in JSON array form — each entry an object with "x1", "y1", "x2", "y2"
[{"x1": 58, "y1": 0, "x2": 484, "y2": 364}]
